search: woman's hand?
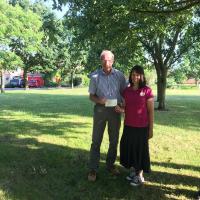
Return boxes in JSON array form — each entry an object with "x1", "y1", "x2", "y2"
[
  {"x1": 115, "y1": 105, "x2": 124, "y2": 113},
  {"x1": 148, "y1": 129, "x2": 153, "y2": 139}
]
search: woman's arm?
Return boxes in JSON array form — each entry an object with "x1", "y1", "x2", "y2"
[{"x1": 147, "y1": 98, "x2": 154, "y2": 139}]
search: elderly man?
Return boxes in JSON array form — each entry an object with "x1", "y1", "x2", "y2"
[{"x1": 88, "y1": 50, "x2": 126, "y2": 181}]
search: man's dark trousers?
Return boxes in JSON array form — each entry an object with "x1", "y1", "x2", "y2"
[{"x1": 89, "y1": 104, "x2": 121, "y2": 171}]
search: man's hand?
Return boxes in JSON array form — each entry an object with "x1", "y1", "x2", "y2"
[
  {"x1": 89, "y1": 94, "x2": 106, "y2": 105},
  {"x1": 98, "y1": 97, "x2": 107, "y2": 105}
]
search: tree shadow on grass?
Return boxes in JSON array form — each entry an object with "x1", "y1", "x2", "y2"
[
  {"x1": 154, "y1": 108, "x2": 200, "y2": 132},
  {"x1": 1, "y1": 92, "x2": 200, "y2": 133},
  {"x1": 154, "y1": 95, "x2": 200, "y2": 132},
  {"x1": 0, "y1": 134, "x2": 198, "y2": 200},
  {"x1": 147, "y1": 170, "x2": 199, "y2": 199},
  {"x1": 0, "y1": 93, "x2": 93, "y2": 118},
  {"x1": 0, "y1": 117, "x2": 90, "y2": 137},
  {"x1": 151, "y1": 161, "x2": 200, "y2": 173}
]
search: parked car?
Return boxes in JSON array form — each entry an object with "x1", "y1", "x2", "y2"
[
  {"x1": 28, "y1": 79, "x2": 39, "y2": 88},
  {"x1": 10, "y1": 76, "x2": 24, "y2": 88}
]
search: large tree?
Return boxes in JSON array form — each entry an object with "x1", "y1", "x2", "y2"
[
  {"x1": 61, "y1": 0, "x2": 200, "y2": 109},
  {"x1": 0, "y1": 51, "x2": 22, "y2": 93},
  {"x1": 0, "y1": 1, "x2": 29, "y2": 92},
  {"x1": 54, "y1": 0, "x2": 200, "y2": 14},
  {"x1": 8, "y1": 2, "x2": 44, "y2": 89},
  {"x1": 132, "y1": 12, "x2": 199, "y2": 109},
  {"x1": 39, "y1": 8, "x2": 88, "y2": 88}
]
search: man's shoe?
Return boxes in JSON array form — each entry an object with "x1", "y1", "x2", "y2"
[
  {"x1": 108, "y1": 166, "x2": 120, "y2": 176},
  {"x1": 130, "y1": 176, "x2": 145, "y2": 186},
  {"x1": 88, "y1": 170, "x2": 97, "y2": 182}
]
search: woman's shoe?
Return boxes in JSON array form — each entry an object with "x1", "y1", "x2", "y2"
[
  {"x1": 126, "y1": 171, "x2": 136, "y2": 181},
  {"x1": 130, "y1": 176, "x2": 145, "y2": 186}
]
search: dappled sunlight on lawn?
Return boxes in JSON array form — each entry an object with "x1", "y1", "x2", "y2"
[{"x1": 0, "y1": 88, "x2": 199, "y2": 200}]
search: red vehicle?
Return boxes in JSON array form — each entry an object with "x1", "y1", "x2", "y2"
[
  {"x1": 28, "y1": 73, "x2": 44, "y2": 88},
  {"x1": 28, "y1": 79, "x2": 39, "y2": 87}
]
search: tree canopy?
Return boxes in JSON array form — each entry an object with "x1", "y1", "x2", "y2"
[
  {"x1": 61, "y1": 0, "x2": 200, "y2": 109},
  {"x1": 0, "y1": 0, "x2": 44, "y2": 91},
  {"x1": 53, "y1": 0, "x2": 200, "y2": 14}
]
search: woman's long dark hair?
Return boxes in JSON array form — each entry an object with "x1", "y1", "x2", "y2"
[{"x1": 129, "y1": 65, "x2": 147, "y2": 88}]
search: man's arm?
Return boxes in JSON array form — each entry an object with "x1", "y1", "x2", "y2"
[
  {"x1": 89, "y1": 94, "x2": 106, "y2": 105},
  {"x1": 119, "y1": 72, "x2": 127, "y2": 94}
]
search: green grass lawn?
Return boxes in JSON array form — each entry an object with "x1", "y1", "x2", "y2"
[{"x1": 0, "y1": 87, "x2": 199, "y2": 200}]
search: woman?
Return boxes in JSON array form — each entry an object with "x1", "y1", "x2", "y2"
[{"x1": 115, "y1": 65, "x2": 154, "y2": 186}]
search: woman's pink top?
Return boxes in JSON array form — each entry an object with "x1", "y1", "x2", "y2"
[{"x1": 123, "y1": 86, "x2": 153, "y2": 127}]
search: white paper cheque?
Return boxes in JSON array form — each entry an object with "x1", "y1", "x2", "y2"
[{"x1": 105, "y1": 99, "x2": 117, "y2": 107}]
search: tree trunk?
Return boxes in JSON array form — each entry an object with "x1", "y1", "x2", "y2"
[
  {"x1": 71, "y1": 72, "x2": 74, "y2": 89},
  {"x1": 195, "y1": 78, "x2": 198, "y2": 87},
  {"x1": 156, "y1": 69, "x2": 161, "y2": 102},
  {"x1": 1, "y1": 69, "x2": 5, "y2": 93},
  {"x1": 156, "y1": 66, "x2": 167, "y2": 110},
  {"x1": 23, "y1": 68, "x2": 29, "y2": 90}
]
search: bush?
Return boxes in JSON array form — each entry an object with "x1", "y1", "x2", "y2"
[
  {"x1": 80, "y1": 75, "x2": 90, "y2": 86},
  {"x1": 167, "y1": 77, "x2": 177, "y2": 88},
  {"x1": 144, "y1": 69, "x2": 157, "y2": 86},
  {"x1": 60, "y1": 81, "x2": 70, "y2": 87},
  {"x1": 73, "y1": 77, "x2": 82, "y2": 86},
  {"x1": 45, "y1": 81, "x2": 59, "y2": 87},
  {"x1": 60, "y1": 74, "x2": 90, "y2": 87}
]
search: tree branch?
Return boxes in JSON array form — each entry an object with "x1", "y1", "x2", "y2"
[
  {"x1": 129, "y1": 1, "x2": 200, "y2": 15},
  {"x1": 164, "y1": 28, "x2": 181, "y2": 66}
]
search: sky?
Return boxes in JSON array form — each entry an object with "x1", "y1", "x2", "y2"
[
  {"x1": 33, "y1": 0, "x2": 68, "y2": 19},
  {"x1": 45, "y1": 1, "x2": 68, "y2": 19}
]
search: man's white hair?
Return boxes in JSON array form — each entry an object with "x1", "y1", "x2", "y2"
[{"x1": 100, "y1": 50, "x2": 114, "y2": 60}]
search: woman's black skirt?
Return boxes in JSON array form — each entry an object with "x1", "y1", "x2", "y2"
[{"x1": 120, "y1": 125, "x2": 150, "y2": 173}]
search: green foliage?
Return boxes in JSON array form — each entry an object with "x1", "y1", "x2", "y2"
[
  {"x1": 166, "y1": 77, "x2": 177, "y2": 88},
  {"x1": 0, "y1": 50, "x2": 23, "y2": 93},
  {"x1": 45, "y1": 81, "x2": 59, "y2": 87},
  {"x1": 0, "y1": 1, "x2": 24, "y2": 41},
  {"x1": 180, "y1": 47, "x2": 200, "y2": 81},
  {"x1": 0, "y1": 51, "x2": 23, "y2": 70},
  {"x1": 60, "y1": 74, "x2": 87, "y2": 87},
  {"x1": 8, "y1": 9, "x2": 43, "y2": 59},
  {"x1": 0, "y1": 0, "x2": 44, "y2": 90},
  {"x1": 169, "y1": 67, "x2": 187, "y2": 84},
  {"x1": 70, "y1": 76, "x2": 82, "y2": 86},
  {"x1": 36, "y1": 8, "x2": 88, "y2": 86},
  {"x1": 144, "y1": 68, "x2": 157, "y2": 86},
  {"x1": 80, "y1": 74, "x2": 90, "y2": 86},
  {"x1": 63, "y1": 0, "x2": 198, "y2": 65},
  {"x1": 43, "y1": 71, "x2": 57, "y2": 86},
  {"x1": 62, "y1": 0, "x2": 200, "y2": 109},
  {"x1": 9, "y1": 0, "x2": 31, "y2": 10}
]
